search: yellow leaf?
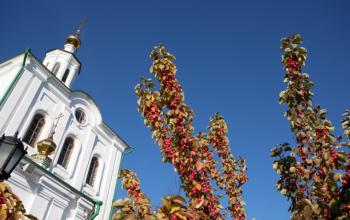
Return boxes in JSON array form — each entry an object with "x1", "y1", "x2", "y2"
[
  {"x1": 194, "y1": 198, "x2": 204, "y2": 209},
  {"x1": 175, "y1": 212, "x2": 188, "y2": 220},
  {"x1": 171, "y1": 195, "x2": 186, "y2": 204},
  {"x1": 195, "y1": 161, "x2": 204, "y2": 171},
  {"x1": 193, "y1": 181, "x2": 201, "y2": 190},
  {"x1": 161, "y1": 198, "x2": 170, "y2": 209},
  {"x1": 170, "y1": 206, "x2": 181, "y2": 214}
]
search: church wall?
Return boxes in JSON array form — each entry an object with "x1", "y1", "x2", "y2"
[
  {"x1": 0, "y1": 54, "x2": 24, "y2": 104},
  {"x1": 100, "y1": 148, "x2": 123, "y2": 220},
  {"x1": 8, "y1": 162, "x2": 95, "y2": 220},
  {"x1": 0, "y1": 52, "x2": 127, "y2": 220}
]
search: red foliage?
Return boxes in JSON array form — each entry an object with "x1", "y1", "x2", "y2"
[{"x1": 135, "y1": 44, "x2": 247, "y2": 219}]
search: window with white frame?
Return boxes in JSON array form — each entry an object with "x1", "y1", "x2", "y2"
[
  {"x1": 57, "y1": 137, "x2": 74, "y2": 168},
  {"x1": 86, "y1": 156, "x2": 99, "y2": 187},
  {"x1": 75, "y1": 109, "x2": 87, "y2": 124},
  {"x1": 23, "y1": 113, "x2": 45, "y2": 147}
]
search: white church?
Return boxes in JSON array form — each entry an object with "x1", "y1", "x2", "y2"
[{"x1": 0, "y1": 26, "x2": 130, "y2": 219}]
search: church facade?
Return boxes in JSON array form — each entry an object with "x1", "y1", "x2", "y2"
[{"x1": 0, "y1": 29, "x2": 130, "y2": 219}]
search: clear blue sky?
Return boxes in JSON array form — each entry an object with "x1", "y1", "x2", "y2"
[{"x1": 1, "y1": 0, "x2": 350, "y2": 219}]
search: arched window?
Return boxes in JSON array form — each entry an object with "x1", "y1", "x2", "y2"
[
  {"x1": 86, "y1": 157, "x2": 99, "y2": 186},
  {"x1": 75, "y1": 109, "x2": 86, "y2": 124},
  {"x1": 57, "y1": 137, "x2": 74, "y2": 168},
  {"x1": 62, "y1": 69, "x2": 70, "y2": 83},
  {"x1": 52, "y1": 63, "x2": 60, "y2": 75},
  {"x1": 23, "y1": 114, "x2": 45, "y2": 147}
]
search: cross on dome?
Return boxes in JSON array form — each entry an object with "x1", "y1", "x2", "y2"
[{"x1": 65, "y1": 20, "x2": 87, "y2": 49}]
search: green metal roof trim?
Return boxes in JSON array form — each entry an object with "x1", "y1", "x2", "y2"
[
  {"x1": 23, "y1": 156, "x2": 103, "y2": 219},
  {"x1": 88, "y1": 200, "x2": 103, "y2": 220},
  {"x1": 0, "y1": 49, "x2": 30, "y2": 107}
]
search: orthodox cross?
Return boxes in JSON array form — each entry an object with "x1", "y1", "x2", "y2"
[
  {"x1": 50, "y1": 113, "x2": 64, "y2": 137},
  {"x1": 75, "y1": 20, "x2": 87, "y2": 37}
]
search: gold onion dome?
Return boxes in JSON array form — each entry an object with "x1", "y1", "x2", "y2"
[
  {"x1": 31, "y1": 113, "x2": 63, "y2": 168},
  {"x1": 65, "y1": 21, "x2": 86, "y2": 49},
  {"x1": 36, "y1": 135, "x2": 56, "y2": 156},
  {"x1": 31, "y1": 135, "x2": 57, "y2": 169},
  {"x1": 66, "y1": 35, "x2": 81, "y2": 48}
]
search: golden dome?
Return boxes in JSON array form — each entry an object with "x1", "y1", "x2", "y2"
[
  {"x1": 65, "y1": 35, "x2": 81, "y2": 48},
  {"x1": 36, "y1": 136, "x2": 56, "y2": 156}
]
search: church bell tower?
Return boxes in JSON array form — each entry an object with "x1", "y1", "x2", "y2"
[{"x1": 43, "y1": 22, "x2": 85, "y2": 88}]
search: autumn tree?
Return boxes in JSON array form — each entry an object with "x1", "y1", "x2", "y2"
[
  {"x1": 271, "y1": 34, "x2": 350, "y2": 219},
  {"x1": 0, "y1": 182, "x2": 36, "y2": 220},
  {"x1": 112, "y1": 169, "x2": 190, "y2": 220},
  {"x1": 113, "y1": 44, "x2": 247, "y2": 220}
]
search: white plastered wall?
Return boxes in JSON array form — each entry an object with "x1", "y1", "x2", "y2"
[{"x1": 0, "y1": 53, "x2": 127, "y2": 220}]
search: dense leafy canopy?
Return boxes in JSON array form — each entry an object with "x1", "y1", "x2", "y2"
[{"x1": 271, "y1": 34, "x2": 350, "y2": 219}]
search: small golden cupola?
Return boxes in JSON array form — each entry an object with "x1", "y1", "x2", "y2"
[
  {"x1": 31, "y1": 114, "x2": 63, "y2": 169},
  {"x1": 42, "y1": 21, "x2": 85, "y2": 88},
  {"x1": 65, "y1": 34, "x2": 81, "y2": 49},
  {"x1": 64, "y1": 20, "x2": 86, "y2": 53}
]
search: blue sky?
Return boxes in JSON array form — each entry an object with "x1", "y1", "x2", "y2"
[{"x1": 1, "y1": 0, "x2": 350, "y2": 219}]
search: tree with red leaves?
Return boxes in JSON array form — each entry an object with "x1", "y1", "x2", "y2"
[
  {"x1": 116, "y1": 44, "x2": 247, "y2": 220},
  {"x1": 0, "y1": 182, "x2": 36, "y2": 220},
  {"x1": 271, "y1": 34, "x2": 350, "y2": 220}
]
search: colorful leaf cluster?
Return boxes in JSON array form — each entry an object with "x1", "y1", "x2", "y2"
[
  {"x1": 271, "y1": 34, "x2": 350, "y2": 219},
  {"x1": 158, "y1": 195, "x2": 191, "y2": 220},
  {"x1": 208, "y1": 113, "x2": 247, "y2": 218},
  {"x1": 113, "y1": 169, "x2": 190, "y2": 220},
  {"x1": 342, "y1": 110, "x2": 350, "y2": 140},
  {"x1": 0, "y1": 182, "x2": 27, "y2": 220},
  {"x1": 134, "y1": 44, "x2": 247, "y2": 219},
  {"x1": 112, "y1": 169, "x2": 154, "y2": 220}
]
